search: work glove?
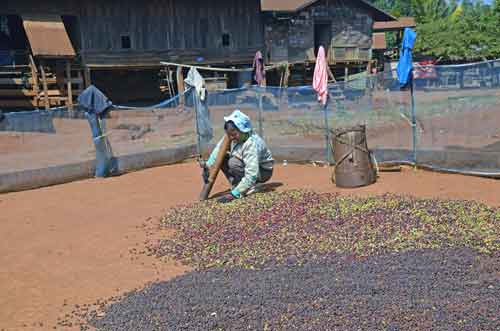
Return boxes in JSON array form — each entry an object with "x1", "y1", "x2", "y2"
[{"x1": 217, "y1": 192, "x2": 236, "y2": 204}]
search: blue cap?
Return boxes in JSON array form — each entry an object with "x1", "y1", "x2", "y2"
[{"x1": 223, "y1": 110, "x2": 252, "y2": 133}]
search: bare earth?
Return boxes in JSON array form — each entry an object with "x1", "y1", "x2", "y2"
[{"x1": 1, "y1": 162, "x2": 500, "y2": 330}]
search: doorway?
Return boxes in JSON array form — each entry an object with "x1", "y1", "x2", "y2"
[{"x1": 314, "y1": 22, "x2": 331, "y2": 56}]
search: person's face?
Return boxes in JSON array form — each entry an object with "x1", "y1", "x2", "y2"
[{"x1": 226, "y1": 126, "x2": 242, "y2": 143}]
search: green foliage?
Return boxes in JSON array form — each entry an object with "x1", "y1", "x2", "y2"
[{"x1": 410, "y1": 0, "x2": 457, "y2": 23}]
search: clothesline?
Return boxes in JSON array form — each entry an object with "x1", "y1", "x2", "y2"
[{"x1": 159, "y1": 61, "x2": 289, "y2": 73}]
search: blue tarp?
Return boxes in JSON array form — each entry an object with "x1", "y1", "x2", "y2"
[
  {"x1": 0, "y1": 110, "x2": 55, "y2": 133},
  {"x1": 397, "y1": 28, "x2": 417, "y2": 88}
]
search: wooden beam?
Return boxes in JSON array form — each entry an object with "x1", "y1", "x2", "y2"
[
  {"x1": 0, "y1": 99, "x2": 36, "y2": 108},
  {"x1": 0, "y1": 89, "x2": 60, "y2": 97},
  {"x1": 0, "y1": 71, "x2": 24, "y2": 75},
  {"x1": 63, "y1": 77, "x2": 83, "y2": 85},
  {"x1": 0, "y1": 77, "x2": 57, "y2": 86},
  {"x1": 161, "y1": 61, "x2": 253, "y2": 72},
  {"x1": 0, "y1": 65, "x2": 30, "y2": 69},
  {"x1": 66, "y1": 61, "x2": 74, "y2": 111}
]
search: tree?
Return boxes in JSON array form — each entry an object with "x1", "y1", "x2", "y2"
[
  {"x1": 369, "y1": 0, "x2": 500, "y2": 61},
  {"x1": 410, "y1": 0, "x2": 457, "y2": 23}
]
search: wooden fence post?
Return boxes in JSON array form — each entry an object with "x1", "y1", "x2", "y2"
[
  {"x1": 176, "y1": 66, "x2": 185, "y2": 106},
  {"x1": 39, "y1": 61, "x2": 50, "y2": 110},
  {"x1": 66, "y1": 60, "x2": 74, "y2": 112}
]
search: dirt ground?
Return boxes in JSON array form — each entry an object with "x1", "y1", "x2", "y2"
[{"x1": 1, "y1": 162, "x2": 500, "y2": 330}]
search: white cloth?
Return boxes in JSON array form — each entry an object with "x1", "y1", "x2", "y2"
[{"x1": 184, "y1": 67, "x2": 206, "y2": 101}]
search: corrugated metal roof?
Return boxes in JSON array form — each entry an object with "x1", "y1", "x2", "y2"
[
  {"x1": 372, "y1": 32, "x2": 386, "y2": 50},
  {"x1": 373, "y1": 17, "x2": 416, "y2": 31},
  {"x1": 261, "y1": 0, "x2": 316, "y2": 12},
  {"x1": 22, "y1": 14, "x2": 76, "y2": 58}
]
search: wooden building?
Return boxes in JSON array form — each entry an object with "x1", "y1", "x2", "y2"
[
  {"x1": 1, "y1": 0, "x2": 264, "y2": 106},
  {"x1": 261, "y1": 0, "x2": 399, "y2": 83}
]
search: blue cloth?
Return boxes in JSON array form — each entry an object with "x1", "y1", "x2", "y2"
[
  {"x1": 223, "y1": 110, "x2": 252, "y2": 133},
  {"x1": 397, "y1": 28, "x2": 417, "y2": 88},
  {"x1": 78, "y1": 85, "x2": 116, "y2": 177},
  {"x1": 78, "y1": 85, "x2": 112, "y2": 116},
  {"x1": 85, "y1": 112, "x2": 116, "y2": 177}
]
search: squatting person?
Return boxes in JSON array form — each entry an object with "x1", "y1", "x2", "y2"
[{"x1": 203, "y1": 110, "x2": 274, "y2": 203}]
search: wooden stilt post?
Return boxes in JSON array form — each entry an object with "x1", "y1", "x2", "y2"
[
  {"x1": 66, "y1": 60, "x2": 74, "y2": 112},
  {"x1": 77, "y1": 70, "x2": 83, "y2": 93},
  {"x1": 80, "y1": 54, "x2": 92, "y2": 89},
  {"x1": 28, "y1": 55, "x2": 39, "y2": 108},
  {"x1": 39, "y1": 61, "x2": 50, "y2": 110},
  {"x1": 83, "y1": 66, "x2": 91, "y2": 88},
  {"x1": 344, "y1": 65, "x2": 349, "y2": 82},
  {"x1": 176, "y1": 66, "x2": 185, "y2": 106}
]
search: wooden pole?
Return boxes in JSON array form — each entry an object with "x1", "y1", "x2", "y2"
[
  {"x1": 344, "y1": 65, "x2": 349, "y2": 82},
  {"x1": 176, "y1": 66, "x2": 185, "y2": 106},
  {"x1": 66, "y1": 61, "x2": 74, "y2": 112},
  {"x1": 167, "y1": 67, "x2": 175, "y2": 99},
  {"x1": 199, "y1": 135, "x2": 231, "y2": 201},
  {"x1": 326, "y1": 64, "x2": 336, "y2": 83},
  {"x1": 77, "y1": 70, "x2": 83, "y2": 92},
  {"x1": 80, "y1": 54, "x2": 92, "y2": 88},
  {"x1": 284, "y1": 63, "x2": 290, "y2": 87},
  {"x1": 39, "y1": 62, "x2": 50, "y2": 110},
  {"x1": 28, "y1": 55, "x2": 39, "y2": 108},
  {"x1": 83, "y1": 66, "x2": 91, "y2": 88},
  {"x1": 258, "y1": 87, "x2": 264, "y2": 138},
  {"x1": 410, "y1": 72, "x2": 417, "y2": 168}
]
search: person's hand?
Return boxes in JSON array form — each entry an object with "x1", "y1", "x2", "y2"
[
  {"x1": 198, "y1": 159, "x2": 210, "y2": 183},
  {"x1": 217, "y1": 193, "x2": 236, "y2": 203},
  {"x1": 198, "y1": 159, "x2": 207, "y2": 169}
]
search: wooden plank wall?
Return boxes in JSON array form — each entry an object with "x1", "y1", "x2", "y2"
[
  {"x1": 3, "y1": 0, "x2": 264, "y2": 65},
  {"x1": 265, "y1": 0, "x2": 374, "y2": 64},
  {"x1": 328, "y1": 0, "x2": 373, "y2": 62}
]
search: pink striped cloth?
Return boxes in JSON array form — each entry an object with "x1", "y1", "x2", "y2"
[{"x1": 313, "y1": 46, "x2": 328, "y2": 105}]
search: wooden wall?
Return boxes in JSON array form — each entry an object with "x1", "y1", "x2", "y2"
[
  {"x1": 3, "y1": 0, "x2": 264, "y2": 66},
  {"x1": 265, "y1": 0, "x2": 377, "y2": 64}
]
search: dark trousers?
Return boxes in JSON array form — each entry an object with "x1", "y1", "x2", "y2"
[{"x1": 221, "y1": 155, "x2": 273, "y2": 188}]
